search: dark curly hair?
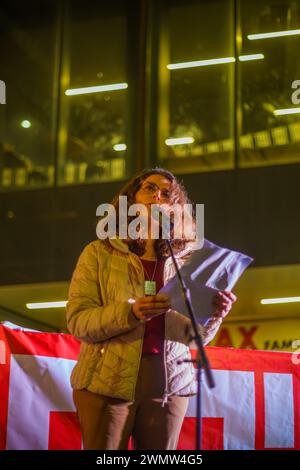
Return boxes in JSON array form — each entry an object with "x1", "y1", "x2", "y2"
[{"x1": 110, "y1": 167, "x2": 196, "y2": 259}]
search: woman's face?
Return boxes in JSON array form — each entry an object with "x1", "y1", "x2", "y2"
[
  {"x1": 134, "y1": 174, "x2": 173, "y2": 236},
  {"x1": 134, "y1": 174, "x2": 172, "y2": 208}
]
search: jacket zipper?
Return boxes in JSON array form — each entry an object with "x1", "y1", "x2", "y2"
[
  {"x1": 99, "y1": 239, "x2": 196, "y2": 402},
  {"x1": 131, "y1": 251, "x2": 170, "y2": 407},
  {"x1": 129, "y1": 252, "x2": 146, "y2": 402},
  {"x1": 161, "y1": 259, "x2": 169, "y2": 407},
  {"x1": 161, "y1": 252, "x2": 189, "y2": 407}
]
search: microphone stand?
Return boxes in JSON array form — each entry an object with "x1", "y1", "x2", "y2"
[{"x1": 165, "y1": 238, "x2": 215, "y2": 450}]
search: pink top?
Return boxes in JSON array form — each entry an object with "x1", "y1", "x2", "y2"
[{"x1": 140, "y1": 258, "x2": 166, "y2": 355}]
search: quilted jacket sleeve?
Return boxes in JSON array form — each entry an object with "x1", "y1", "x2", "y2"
[
  {"x1": 66, "y1": 243, "x2": 141, "y2": 343},
  {"x1": 202, "y1": 317, "x2": 223, "y2": 345},
  {"x1": 165, "y1": 309, "x2": 222, "y2": 348},
  {"x1": 185, "y1": 316, "x2": 222, "y2": 348}
]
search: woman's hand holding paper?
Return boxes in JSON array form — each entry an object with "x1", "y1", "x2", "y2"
[{"x1": 212, "y1": 291, "x2": 237, "y2": 319}]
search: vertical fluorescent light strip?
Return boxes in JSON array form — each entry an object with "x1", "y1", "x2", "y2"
[
  {"x1": 274, "y1": 108, "x2": 300, "y2": 116},
  {"x1": 65, "y1": 82, "x2": 128, "y2": 96},
  {"x1": 261, "y1": 296, "x2": 300, "y2": 305},
  {"x1": 248, "y1": 29, "x2": 300, "y2": 40},
  {"x1": 26, "y1": 301, "x2": 67, "y2": 309}
]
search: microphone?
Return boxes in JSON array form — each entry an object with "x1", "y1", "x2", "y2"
[{"x1": 151, "y1": 205, "x2": 174, "y2": 240}]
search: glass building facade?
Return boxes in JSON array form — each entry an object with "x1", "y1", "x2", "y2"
[{"x1": 0, "y1": 0, "x2": 300, "y2": 190}]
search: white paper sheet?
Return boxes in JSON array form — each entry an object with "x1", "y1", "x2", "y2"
[{"x1": 159, "y1": 239, "x2": 253, "y2": 326}]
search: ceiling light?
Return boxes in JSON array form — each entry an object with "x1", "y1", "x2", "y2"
[
  {"x1": 21, "y1": 120, "x2": 31, "y2": 128},
  {"x1": 167, "y1": 54, "x2": 264, "y2": 70},
  {"x1": 167, "y1": 57, "x2": 236, "y2": 70},
  {"x1": 165, "y1": 137, "x2": 195, "y2": 146},
  {"x1": 239, "y1": 53, "x2": 264, "y2": 61},
  {"x1": 248, "y1": 29, "x2": 300, "y2": 40},
  {"x1": 65, "y1": 83, "x2": 128, "y2": 96},
  {"x1": 274, "y1": 107, "x2": 300, "y2": 116},
  {"x1": 261, "y1": 296, "x2": 300, "y2": 305},
  {"x1": 113, "y1": 143, "x2": 127, "y2": 151},
  {"x1": 26, "y1": 301, "x2": 67, "y2": 309}
]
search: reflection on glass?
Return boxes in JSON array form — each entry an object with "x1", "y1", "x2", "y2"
[
  {"x1": 239, "y1": 0, "x2": 300, "y2": 167},
  {"x1": 0, "y1": 0, "x2": 56, "y2": 190},
  {"x1": 157, "y1": 0, "x2": 235, "y2": 174},
  {"x1": 58, "y1": 0, "x2": 129, "y2": 185}
]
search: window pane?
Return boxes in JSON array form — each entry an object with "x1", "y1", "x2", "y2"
[
  {"x1": 156, "y1": 0, "x2": 235, "y2": 174},
  {"x1": 58, "y1": 0, "x2": 129, "y2": 185},
  {"x1": 0, "y1": 0, "x2": 57, "y2": 190},
  {"x1": 239, "y1": 0, "x2": 300, "y2": 167}
]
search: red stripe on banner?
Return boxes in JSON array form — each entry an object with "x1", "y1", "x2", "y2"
[
  {"x1": 178, "y1": 417, "x2": 224, "y2": 450},
  {"x1": 1, "y1": 326, "x2": 299, "y2": 450},
  {"x1": 177, "y1": 418, "x2": 196, "y2": 450},
  {"x1": 192, "y1": 347, "x2": 300, "y2": 376},
  {"x1": 0, "y1": 327, "x2": 10, "y2": 449},
  {"x1": 254, "y1": 372, "x2": 265, "y2": 450},
  {"x1": 48, "y1": 412, "x2": 82, "y2": 450},
  {"x1": 202, "y1": 418, "x2": 224, "y2": 450},
  {"x1": 1, "y1": 326, "x2": 80, "y2": 360}
]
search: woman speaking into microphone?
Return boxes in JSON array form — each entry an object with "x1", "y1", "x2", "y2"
[{"x1": 66, "y1": 167, "x2": 236, "y2": 450}]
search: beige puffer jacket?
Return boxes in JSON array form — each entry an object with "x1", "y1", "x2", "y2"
[{"x1": 66, "y1": 238, "x2": 222, "y2": 406}]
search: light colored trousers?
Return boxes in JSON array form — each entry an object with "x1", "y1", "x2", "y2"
[{"x1": 73, "y1": 354, "x2": 189, "y2": 450}]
